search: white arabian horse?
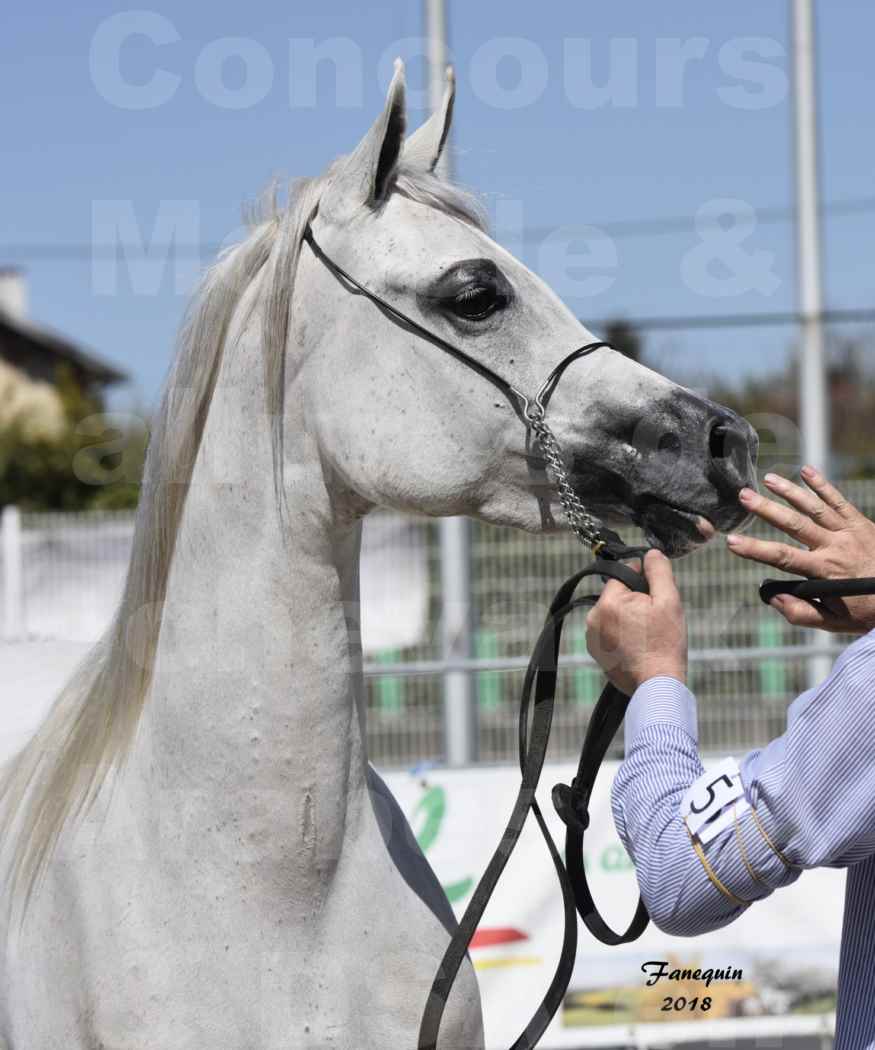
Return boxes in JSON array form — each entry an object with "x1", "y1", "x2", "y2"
[{"x1": 0, "y1": 62, "x2": 756, "y2": 1048}]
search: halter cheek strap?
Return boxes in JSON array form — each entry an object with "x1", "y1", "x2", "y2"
[
  {"x1": 302, "y1": 225, "x2": 633, "y2": 556},
  {"x1": 302, "y1": 227, "x2": 529, "y2": 418}
]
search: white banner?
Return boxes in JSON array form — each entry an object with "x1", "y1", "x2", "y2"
[
  {"x1": 383, "y1": 761, "x2": 842, "y2": 1047},
  {"x1": 10, "y1": 512, "x2": 429, "y2": 653},
  {"x1": 359, "y1": 514, "x2": 428, "y2": 653}
]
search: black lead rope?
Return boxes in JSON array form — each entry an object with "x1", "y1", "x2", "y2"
[
  {"x1": 760, "y1": 577, "x2": 875, "y2": 605},
  {"x1": 417, "y1": 532, "x2": 650, "y2": 1050},
  {"x1": 419, "y1": 564, "x2": 875, "y2": 1050}
]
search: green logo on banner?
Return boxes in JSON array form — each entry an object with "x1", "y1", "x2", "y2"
[
  {"x1": 601, "y1": 844, "x2": 634, "y2": 872},
  {"x1": 411, "y1": 784, "x2": 475, "y2": 903}
]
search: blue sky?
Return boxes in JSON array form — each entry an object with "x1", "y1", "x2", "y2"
[{"x1": 2, "y1": 1, "x2": 873, "y2": 411}]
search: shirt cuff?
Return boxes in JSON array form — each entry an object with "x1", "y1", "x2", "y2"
[{"x1": 624, "y1": 676, "x2": 698, "y2": 752}]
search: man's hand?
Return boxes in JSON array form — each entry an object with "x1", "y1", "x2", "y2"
[
  {"x1": 585, "y1": 549, "x2": 688, "y2": 696},
  {"x1": 727, "y1": 466, "x2": 875, "y2": 634}
]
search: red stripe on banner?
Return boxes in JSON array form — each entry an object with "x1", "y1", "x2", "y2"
[{"x1": 470, "y1": 927, "x2": 529, "y2": 948}]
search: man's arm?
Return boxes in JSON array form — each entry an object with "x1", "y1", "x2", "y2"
[
  {"x1": 610, "y1": 676, "x2": 764, "y2": 936},
  {"x1": 612, "y1": 628, "x2": 875, "y2": 935},
  {"x1": 588, "y1": 469, "x2": 875, "y2": 936},
  {"x1": 588, "y1": 552, "x2": 795, "y2": 936}
]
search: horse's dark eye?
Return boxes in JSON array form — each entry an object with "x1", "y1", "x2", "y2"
[{"x1": 450, "y1": 285, "x2": 504, "y2": 321}]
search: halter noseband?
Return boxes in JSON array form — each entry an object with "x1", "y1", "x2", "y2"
[{"x1": 302, "y1": 224, "x2": 634, "y2": 557}]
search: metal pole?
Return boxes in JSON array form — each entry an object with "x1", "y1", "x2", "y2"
[
  {"x1": 792, "y1": 0, "x2": 832, "y2": 687},
  {"x1": 2, "y1": 505, "x2": 24, "y2": 641},
  {"x1": 794, "y1": 0, "x2": 829, "y2": 475},
  {"x1": 426, "y1": 0, "x2": 476, "y2": 765}
]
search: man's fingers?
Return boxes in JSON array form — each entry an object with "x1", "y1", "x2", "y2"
[
  {"x1": 725, "y1": 533, "x2": 818, "y2": 575},
  {"x1": 588, "y1": 578, "x2": 633, "y2": 636},
  {"x1": 801, "y1": 466, "x2": 861, "y2": 523},
  {"x1": 770, "y1": 594, "x2": 856, "y2": 633},
  {"x1": 598, "y1": 578, "x2": 629, "y2": 606},
  {"x1": 643, "y1": 548, "x2": 679, "y2": 604},
  {"x1": 738, "y1": 486, "x2": 826, "y2": 548},
  {"x1": 761, "y1": 472, "x2": 844, "y2": 533}
]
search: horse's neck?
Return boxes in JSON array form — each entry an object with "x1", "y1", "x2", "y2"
[{"x1": 129, "y1": 313, "x2": 368, "y2": 903}]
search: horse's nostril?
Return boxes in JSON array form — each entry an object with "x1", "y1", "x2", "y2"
[{"x1": 709, "y1": 422, "x2": 729, "y2": 460}]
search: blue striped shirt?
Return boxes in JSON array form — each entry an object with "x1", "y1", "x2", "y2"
[{"x1": 611, "y1": 628, "x2": 875, "y2": 1048}]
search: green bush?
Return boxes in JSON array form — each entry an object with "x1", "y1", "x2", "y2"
[{"x1": 0, "y1": 365, "x2": 147, "y2": 511}]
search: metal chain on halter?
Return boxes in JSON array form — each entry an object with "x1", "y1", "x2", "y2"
[{"x1": 526, "y1": 406, "x2": 606, "y2": 553}]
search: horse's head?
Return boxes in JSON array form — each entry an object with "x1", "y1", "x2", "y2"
[{"x1": 296, "y1": 62, "x2": 756, "y2": 556}]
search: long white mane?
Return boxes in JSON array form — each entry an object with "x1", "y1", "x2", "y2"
[{"x1": 0, "y1": 165, "x2": 486, "y2": 915}]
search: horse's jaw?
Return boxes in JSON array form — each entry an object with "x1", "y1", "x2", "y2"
[{"x1": 630, "y1": 498, "x2": 720, "y2": 558}]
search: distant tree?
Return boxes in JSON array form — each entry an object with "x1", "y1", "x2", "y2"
[
  {"x1": 708, "y1": 334, "x2": 875, "y2": 480},
  {"x1": 0, "y1": 363, "x2": 147, "y2": 510},
  {"x1": 0, "y1": 360, "x2": 65, "y2": 441},
  {"x1": 603, "y1": 320, "x2": 643, "y2": 363}
]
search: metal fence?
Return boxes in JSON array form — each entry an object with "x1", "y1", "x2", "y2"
[
  {"x1": 361, "y1": 487, "x2": 866, "y2": 768},
  {"x1": 4, "y1": 482, "x2": 872, "y2": 768}
]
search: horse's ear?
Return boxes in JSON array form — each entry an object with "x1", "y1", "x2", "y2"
[
  {"x1": 403, "y1": 67, "x2": 455, "y2": 173},
  {"x1": 321, "y1": 59, "x2": 407, "y2": 222}
]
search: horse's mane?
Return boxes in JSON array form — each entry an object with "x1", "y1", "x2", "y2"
[{"x1": 0, "y1": 163, "x2": 486, "y2": 917}]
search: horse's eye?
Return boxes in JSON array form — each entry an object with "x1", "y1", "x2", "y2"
[{"x1": 449, "y1": 284, "x2": 505, "y2": 321}]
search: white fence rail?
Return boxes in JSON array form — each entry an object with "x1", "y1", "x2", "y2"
[
  {"x1": 4, "y1": 485, "x2": 872, "y2": 767},
  {"x1": 2, "y1": 506, "x2": 132, "y2": 643}
]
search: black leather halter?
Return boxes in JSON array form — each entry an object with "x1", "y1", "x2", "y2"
[
  {"x1": 303, "y1": 225, "x2": 636, "y2": 556},
  {"x1": 304, "y1": 228, "x2": 600, "y2": 425},
  {"x1": 303, "y1": 223, "x2": 651, "y2": 1048}
]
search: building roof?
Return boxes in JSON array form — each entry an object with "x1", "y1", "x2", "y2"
[{"x1": 0, "y1": 311, "x2": 129, "y2": 385}]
